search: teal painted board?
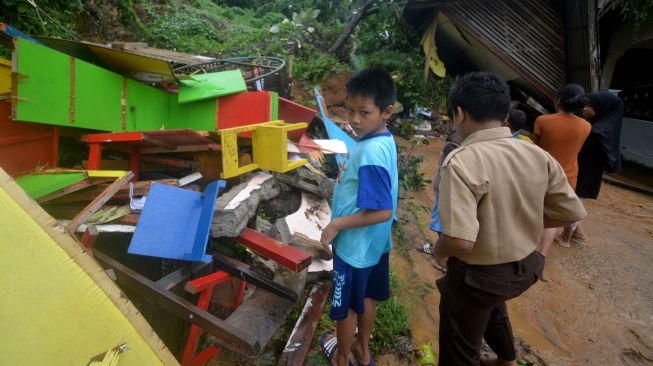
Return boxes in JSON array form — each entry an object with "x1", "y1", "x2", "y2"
[
  {"x1": 126, "y1": 79, "x2": 170, "y2": 131},
  {"x1": 168, "y1": 95, "x2": 216, "y2": 130},
  {"x1": 178, "y1": 70, "x2": 246, "y2": 104},
  {"x1": 15, "y1": 38, "x2": 71, "y2": 126},
  {"x1": 75, "y1": 58, "x2": 122, "y2": 131},
  {"x1": 16, "y1": 173, "x2": 86, "y2": 200}
]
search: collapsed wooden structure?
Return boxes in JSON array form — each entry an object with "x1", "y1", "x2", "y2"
[{"x1": 0, "y1": 24, "x2": 340, "y2": 365}]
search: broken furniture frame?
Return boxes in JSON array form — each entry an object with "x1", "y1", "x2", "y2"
[
  {"x1": 218, "y1": 120, "x2": 307, "y2": 179},
  {"x1": 94, "y1": 249, "x2": 297, "y2": 359},
  {"x1": 83, "y1": 130, "x2": 220, "y2": 180},
  {"x1": 181, "y1": 269, "x2": 246, "y2": 366}
]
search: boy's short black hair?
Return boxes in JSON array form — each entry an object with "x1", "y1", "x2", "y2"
[
  {"x1": 346, "y1": 67, "x2": 396, "y2": 111},
  {"x1": 448, "y1": 72, "x2": 511, "y2": 123},
  {"x1": 508, "y1": 109, "x2": 528, "y2": 131}
]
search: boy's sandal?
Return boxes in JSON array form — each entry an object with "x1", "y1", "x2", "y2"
[
  {"x1": 571, "y1": 234, "x2": 589, "y2": 243},
  {"x1": 320, "y1": 330, "x2": 353, "y2": 366},
  {"x1": 352, "y1": 346, "x2": 375, "y2": 366},
  {"x1": 417, "y1": 242, "x2": 434, "y2": 255},
  {"x1": 429, "y1": 259, "x2": 447, "y2": 274},
  {"x1": 553, "y1": 236, "x2": 571, "y2": 248}
]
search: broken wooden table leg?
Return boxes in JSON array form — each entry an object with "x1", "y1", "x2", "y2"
[
  {"x1": 181, "y1": 270, "x2": 248, "y2": 366},
  {"x1": 80, "y1": 224, "x2": 99, "y2": 257}
]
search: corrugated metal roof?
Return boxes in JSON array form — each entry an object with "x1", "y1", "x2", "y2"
[
  {"x1": 405, "y1": 0, "x2": 567, "y2": 102},
  {"x1": 440, "y1": 0, "x2": 566, "y2": 101}
]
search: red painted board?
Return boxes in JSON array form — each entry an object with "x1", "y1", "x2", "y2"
[
  {"x1": 184, "y1": 271, "x2": 231, "y2": 294},
  {"x1": 216, "y1": 91, "x2": 272, "y2": 131},
  {"x1": 0, "y1": 101, "x2": 57, "y2": 176},
  {"x1": 278, "y1": 97, "x2": 314, "y2": 139},
  {"x1": 235, "y1": 228, "x2": 312, "y2": 272}
]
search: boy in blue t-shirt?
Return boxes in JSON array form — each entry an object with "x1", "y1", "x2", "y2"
[{"x1": 319, "y1": 68, "x2": 398, "y2": 366}]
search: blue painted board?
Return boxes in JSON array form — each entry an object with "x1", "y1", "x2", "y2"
[
  {"x1": 314, "y1": 87, "x2": 356, "y2": 165},
  {"x1": 128, "y1": 180, "x2": 225, "y2": 262}
]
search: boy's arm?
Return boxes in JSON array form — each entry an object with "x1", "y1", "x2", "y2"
[
  {"x1": 434, "y1": 161, "x2": 481, "y2": 258},
  {"x1": 320, "y1": 209, "x2": 392, "y2": 246},
  {"x1": 433, "y1": 234, "x2": 474, "y2": 258}
]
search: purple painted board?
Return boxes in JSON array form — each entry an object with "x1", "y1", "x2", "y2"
[{"x1": 128, "y1": 180, "x2": 225, "y2": 262}]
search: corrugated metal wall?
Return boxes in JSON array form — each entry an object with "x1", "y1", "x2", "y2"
[{"x1": 441, "y1": 0, "x2": 567, "y2": 101}]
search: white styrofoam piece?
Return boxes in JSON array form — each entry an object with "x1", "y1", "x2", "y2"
[
  {"x1": 224, "y1": 171, "x2": 274, "y2": 210},
  {"x1": 283, "y1": 192, "x2": 333, "y2": 272}
]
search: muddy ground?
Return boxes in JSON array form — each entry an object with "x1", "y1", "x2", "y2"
[{"x1": 381, "y1": 137, "x2": 653, "y2": 366}]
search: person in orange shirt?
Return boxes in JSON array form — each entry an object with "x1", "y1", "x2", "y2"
[{"x1": 534, "y1": 84, "x2": 591, "y2": 250}]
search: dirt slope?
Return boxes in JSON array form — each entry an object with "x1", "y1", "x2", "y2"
[{"x1": 388, "y1": 136, "x2": 653, "y2": 366}]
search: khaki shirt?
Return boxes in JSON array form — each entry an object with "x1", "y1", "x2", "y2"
[{"x1": 439, "y1": 127, "x2": 586, "y2": 265}]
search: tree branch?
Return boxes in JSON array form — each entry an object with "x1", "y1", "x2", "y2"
[{"x1": 328, "y1": 0, "x2": 375, "y2": 54}]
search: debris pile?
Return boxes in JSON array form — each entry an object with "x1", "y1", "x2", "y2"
[{"x1": 0, "y1": 23, "x2": 351, "y2": 365}]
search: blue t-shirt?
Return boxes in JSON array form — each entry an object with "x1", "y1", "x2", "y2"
[{"x1": 331, "y1": 131, "x2": 398, "y2": 268}]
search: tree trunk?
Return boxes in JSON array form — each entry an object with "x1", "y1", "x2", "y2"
[{"x1": 327, "y1": 0, "x2": 375, "y2": 54}]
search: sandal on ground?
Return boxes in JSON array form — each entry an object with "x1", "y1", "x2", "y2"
[
  {"x1": 554, "y1": 236, "x2": 571, "y2": 248},
  {"x1": 352, "y1": 345, "x2": 375, "y2": 366},
  {"x1": 320, "y1": 330, "x2": 353, "y2": 366},
  {"x1": 571, "y1": 234, "x2": 589, "y2": 243},
  {"x1": 429, "y1": 259, "x2": 447, "y2": 274},
  {"x1": 417, "y1": 242, "x2": 434, "y2": 255}
]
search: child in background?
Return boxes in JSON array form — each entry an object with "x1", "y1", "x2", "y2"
[
  {"x1": 507, "y1": 108, "x2": 534, "y2": 143},
  {"x1": 320, "y1": 68, "x2": 398, "y2": 366}
]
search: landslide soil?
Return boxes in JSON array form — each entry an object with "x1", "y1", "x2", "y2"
[{"x1": 379, "y1": 137, "x2": 653, "y2": 366}]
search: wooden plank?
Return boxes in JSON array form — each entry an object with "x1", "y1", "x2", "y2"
[
  {"x1": 277, "y1": 281, "x2": 332, "y2": 366},
  {"x1": 93, "y1": 250, "x2": 261, "y2": 357},
  {"x1": 140, "y1": 155, "x2": 198, "y2": 169},
  {"x1": 65, "y1": 171, "x2": 133, "y2": 233},
  {"x1": 235, "y1": 228, "x2": 312, "y2": 272},
  {"x1": 225, "y1": 288, "x2": 295, "y2": 355},
  {"x1": 36, "y1": 178, "x2": 106, "y2": 203},
  {"x1": 80, "y1": 224, "x2": 99, "y2": 257},
  {"x1": 214, "y1": 253, "x2": 298, "y2": 302},
  {"x1": 154, "y1": 262, "x2": 211, "y2": 291},
  {"x1": 184, "y1": 271, "x2": 231, "y2": 295},
  {"x1": 138, "y1": 143, "x2": 221, "y2": 154}
]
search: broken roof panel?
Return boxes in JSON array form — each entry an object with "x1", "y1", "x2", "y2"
[
  {"x1": 35, "y1": 37, "x2": 178, "y2": 83},
  {"x1": 405, "y1": 0, "x2": 567, "y2": 103}
]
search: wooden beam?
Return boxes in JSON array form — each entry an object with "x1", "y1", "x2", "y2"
[
  {"x1": 184, "y1": 271, "x2": 231, "y2": 295},
  {"x1": 80, "y1": 224, "x2": 99, "y2": 257},
  {"x1": 277, "y1": 281, "x2": 332, "y2": 366},
  {"x1": 214, "y1": 253, "x2": 298, "y2": 302},
  {"x1": 140, "y1": 155, "x2": 198, "y2": 169},
  {"x1": 235, "y1": 228, "x2": 312, "y2": 273},
  {"x1": 155, "y1": 262, "x2": 212, "y2": 291},
  {"x1": 93, "y1": 250, "x2": 260, "y2": 357},
  {"x1": 65, "y1": 171, "x2": 133, "y2": 234},
  {"x1": 36, "y1": 178, "x2": 106, "y2": 203}
]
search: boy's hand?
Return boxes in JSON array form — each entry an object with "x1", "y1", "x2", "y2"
[{"x1": 320, "y1": 219, "x2": 341, "y2": 247}]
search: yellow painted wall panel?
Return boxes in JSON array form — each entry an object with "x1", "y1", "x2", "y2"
[{"x1": 0, "y1": 176, "x2": 172, "y2": 365}]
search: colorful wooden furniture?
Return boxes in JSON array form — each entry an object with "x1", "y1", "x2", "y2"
[{"x1": 219, "y1": 120, "x2": 307, "y2": 179}]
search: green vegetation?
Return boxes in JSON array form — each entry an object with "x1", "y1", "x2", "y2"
[
  {"x1": 397, "y1": 145, "x2": 431, "y2": 196},
  {"x1": 2, "y1": 0, "x2": 453, "y2": 114}
]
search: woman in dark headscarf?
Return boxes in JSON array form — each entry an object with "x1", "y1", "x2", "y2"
[
  {"x1": 569, "y1": 91, "x2": 624, "y2": 241},
  {"x1": 577, "y1": 91, "x2": 624, "y2": 196}
]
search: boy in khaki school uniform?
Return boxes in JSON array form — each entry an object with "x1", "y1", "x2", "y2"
[{"x1": 432, "y1": 72, "x2": 586, "y2": 366}]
